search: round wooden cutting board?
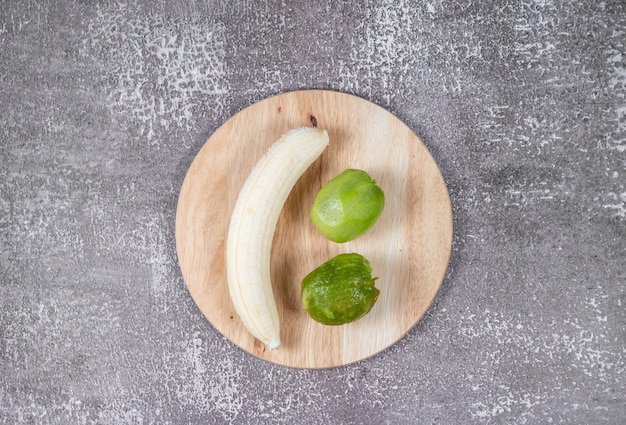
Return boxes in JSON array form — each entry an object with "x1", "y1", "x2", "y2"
[{"x1": 176, "y1": 90, "x2": 452, "y2": 368}]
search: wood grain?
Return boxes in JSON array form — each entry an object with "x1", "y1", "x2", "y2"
[{"x1": 175, "y1": 90, "x2": 453, "y2": 368}]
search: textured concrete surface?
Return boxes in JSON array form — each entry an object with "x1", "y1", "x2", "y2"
[{"x1": 1, "y1": 0, "x2": 624, "y2": 424}]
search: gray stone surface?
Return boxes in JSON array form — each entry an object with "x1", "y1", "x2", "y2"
[{"x1": 1, "y1": 0, "x2": 624, "y2": 423}]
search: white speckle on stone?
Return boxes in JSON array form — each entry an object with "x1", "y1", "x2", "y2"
[
  {"x1": 470, "y1": 388, "x2": 543, "y2": 422},
  {"x1": 144, "y1": 214, "x2": 173, "y2": 305},
  {"x1": 83, "y1": 1, "x2": 228, "y2": 142},
  {"x1": 603, "y1": 192, "x2": 626, "y2": 218},
  {"x1": 177, "y1": 332, "x2": 243, "y2": 422},
  {"x1": 342, "y1": 0, "x2": 415, "y2": 105},
  {"x1": 458, "y1": 306, "x2": 624, "y2": 421},
  {"x1": 606, "y1": 43, "x2": 626, "y2": 153}
]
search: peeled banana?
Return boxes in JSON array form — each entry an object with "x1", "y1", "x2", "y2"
[{"x1": 226, "y1": 127, "x2": 329, "y2": 350}]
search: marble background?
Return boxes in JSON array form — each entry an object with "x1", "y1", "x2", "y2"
[{"x1": 1, "y1": 0, "x2": 624, "y2": 423}]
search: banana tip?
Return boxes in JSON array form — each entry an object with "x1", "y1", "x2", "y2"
[{"x1": 268, "y1": 340, "x2": 280, "y2": 350}]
